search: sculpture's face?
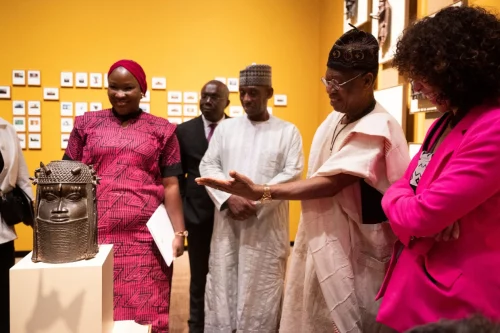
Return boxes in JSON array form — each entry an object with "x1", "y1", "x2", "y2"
[{"x1": 37, "y1": 184, "x2": 88, "y2": 223}]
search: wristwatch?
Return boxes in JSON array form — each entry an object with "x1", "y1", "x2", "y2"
[
  {"x1": 259, "y1": 184, "x2": 272, "y2": 204},
  {"x1": 175, "y1": 230, "x2": 189, "y2": 237}
]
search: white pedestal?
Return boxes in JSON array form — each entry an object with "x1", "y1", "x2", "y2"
[{"x1": 10, "y1": 244, "x2": 114, "y2": 333}]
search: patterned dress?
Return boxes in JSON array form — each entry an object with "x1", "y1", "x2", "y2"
[{"x1": 65, "y1": 109, "x2": 182, "y2": 333}]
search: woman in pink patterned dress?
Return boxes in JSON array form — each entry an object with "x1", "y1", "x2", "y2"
[{"x1": 64, "y1": 60, "x2": 186, "y2": 333}]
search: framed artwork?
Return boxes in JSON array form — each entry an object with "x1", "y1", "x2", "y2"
[
  {"x1": 28, "y1": 133, "x2": 41, "y2": 149},
  {"x1": 167, "y1": 91, "x2": 182, "y2": 103},
  {"x1": 141, "y1": 91, "x2": 150, "y2": 102},
  {"x1": 227, "y1": 78, "x2": 239, "y2": 92},
  {"x1": 61, "y1": 118, "x2": 74, "y2": 133},
  {"x1": 428, "y1": 0, "x2": 464, "y2": 17},
  {"x1": 60, "y1": 102, "x2": 73, "y2": 116},
  {"x1": 75, "y1": 72, "x2": 88, "y2": 87},
  {"x1": 274, "y1": 94, "x2": 287, "y2": 106},
  {"x1": 13, "y1": 117, "x2": 26, "y2": 132},
  {"x1": 61, "y1": 134, "x2": 70, "y2": 149},
  {"x1": 90, "y1": 73, "x2": 103, "y2": 88},
  {"x1": 17, "y1": 133, "x2": 26, "y2": 150},
  {"x1": 267, "y1": 106, "x2": 273, "y2": 114},
  {"x1": 28, "y1": 101, "x2": 41, "y2": 115},
  {"x1": 28, "y1": 117, "x2": 41, "y2": 133},
  {"x1": 0, "y1": 86, "x2": 11, "y2": 99},
  {"x1": 12, "y1": 70, "x2": 26, "y2": 86},
  {"x1": 229, "y1": 106, "x2": 244, "y2": 117},
  {"x1": 167, "y1": 104, "x2": 182, "y2": 117},
  {"x1": 75, "y1": 102, "x2": 88, "y2": 116},
  {"x1": 215, "y1": 77, "x2": 226, "y2": 84},
  {"x1": 139, "y1": 103, "x2": 150, "y2": 113},
  {"x1": 27, "y1": 70, "x2": 41, "y2": 86},
  {"x1": 152, "y1": 77, "x2": 167, "y2": 90},
  {"x1": 43, "y1": 88, "x2": 59, "y2": 101},
  {"x1": 90, "y1": 102, "x2": 102, "y2": 111},
  {"x1": 12, "y1": 100, "x2": 26, "y2": 115},
  {"x1": 104, "y1": 74, "x2": 108, "y2": 88},
  {"x1": 344, "y1": 0, "x2": 370, "y2": 32},
  {"x1": 408, "y1": 142, "x2": 422, "y2": 160},
  {"x1": 183, "y1": 104, "x2": 198, "y2": 117},
  {"x1": 374, "y1": 84, "x2": 406, "y2": 128},
  {"x1": 372, "y1": 0, "x2": 410, "y2": 64},
  {"x1": 168, "y1": 118, "x2": 182, "y2": 125},
  {"x1": 60, "y1": 72, "x2": 73, "y2": 87},
  {"x1": 183, "y1": 92, "x2": 198, "y2": 104}
]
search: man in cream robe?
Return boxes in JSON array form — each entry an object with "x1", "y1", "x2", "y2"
[
  {"x1": 199, "y1": 64, "x2": 304, "y2": 333},
  {"x1": 196, "y1": 29, "x2": 410, "y2": 333}
]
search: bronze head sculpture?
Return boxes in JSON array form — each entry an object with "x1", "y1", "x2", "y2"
[{"x1": 31, "y1": 160, "x2": 100, "y2": 263}]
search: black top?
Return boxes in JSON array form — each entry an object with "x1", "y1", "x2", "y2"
[{"x1": 0, "y1": 149, "x2": 4, "y2": 172}]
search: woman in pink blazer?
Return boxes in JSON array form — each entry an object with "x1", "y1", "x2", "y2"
[{"x1": 376, "y1": 6, "x2": 500, "y2": 332}]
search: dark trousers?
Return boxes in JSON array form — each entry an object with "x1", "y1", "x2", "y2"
[
  {"x1": 0, "y1": 241, "x2": 14, "y2": 333},
  {"x1": 186, "y1": 222, "x2": 214, "y2": 333}
]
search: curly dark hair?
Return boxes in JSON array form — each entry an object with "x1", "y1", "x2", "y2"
[
  {"x1": 405, "y1": 314, "x2": 500, "y2": 333},
  {"x1": 393, "y1": 6, "x2": 500, "y2": 125}
]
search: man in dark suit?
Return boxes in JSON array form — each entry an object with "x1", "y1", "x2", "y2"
[{"x1": 176, "y1": 80, "x2": 230, "y2": 333}]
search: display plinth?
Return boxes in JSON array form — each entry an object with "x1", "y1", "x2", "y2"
[{"x1": 10, "y1": 244, "x2": 114, "y2": 333}]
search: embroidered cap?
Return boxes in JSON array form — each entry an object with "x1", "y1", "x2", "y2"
[
  {"x1": 327, "y1": 25, "x2": 379, "y2": 71},
  {"x1": 239, "y1": 64, "x2": 272, "y2": 87}
]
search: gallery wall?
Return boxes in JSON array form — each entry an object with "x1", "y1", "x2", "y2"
[{"x1": 0, "y1": 0, "x2": 343, "y2": 250}]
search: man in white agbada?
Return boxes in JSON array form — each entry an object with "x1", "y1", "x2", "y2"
[
  {"x1": 199, "y1": 64, "x2": 304, "y2": 333},
  {"x1": 197, "y1": 28, "x2": 410, "y2": 333}
]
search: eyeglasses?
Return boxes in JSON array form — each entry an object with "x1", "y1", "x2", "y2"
[{"x1": 321, "y1": 72, "x2": 365, "y2": 91}]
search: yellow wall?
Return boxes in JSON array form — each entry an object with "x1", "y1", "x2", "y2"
[{"x1": 0, "y1": 0, "x2": 333, "y2": 250}]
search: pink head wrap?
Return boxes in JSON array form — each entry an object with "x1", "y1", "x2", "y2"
[{"x1": 107, "y1": 59, "x2": 147, "y2": 93}]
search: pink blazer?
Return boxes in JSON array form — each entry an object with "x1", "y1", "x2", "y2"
[{"x1": 375, "y1": 103, "x2": 500, "y2": 332}]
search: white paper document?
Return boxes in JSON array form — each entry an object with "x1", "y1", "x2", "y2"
[
  {"x1": 146, "y1": 204, "x2": 175, "y2": 267},
  {"x1": 113, "y1": 320, "x2": 150, "y2": 332}
]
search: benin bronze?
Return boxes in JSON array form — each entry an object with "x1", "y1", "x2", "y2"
[{"x1": 31, "y1": 160, "x2": 100, "y2": 264}]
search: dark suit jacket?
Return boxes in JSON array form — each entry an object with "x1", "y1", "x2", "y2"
[{"x1": 175, "y1": 115, "x2": 228, "y2": 227}]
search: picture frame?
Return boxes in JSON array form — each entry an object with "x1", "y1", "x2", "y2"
[
  {"x1": 89, "y1": 102, "x2": 102, "y2": 111},
  {"x1": 229, "y1": 106, "x2": 244, "y2": 117},
  {"x1": 152, "y1": 77, "x2": 167, "y2": 90},
  {"x1": 12, "y1": 100, "x2": 26, "y2": 116},
  {"x1": 75, "y1": 102, "x2": 88, "y2": 116},
  {"x1": 183, "y1": 92, "x2": 198, "y2": 104},
  {"x1": 141, "y1": 91, "x2": 150, "y2": 102},
  {"x1": 17, "y1": 133, "x2": 26, "y2": 150},
  {"x1": 12, "y1": 70, "x2": 26, "y2": 86},
  {"x1": 168, "y1": 118, "x2": 183, "y2": 125},
  {"x1": 374, "y1": 84, "x2": 406, "y2": 127},
  {"x1": 167, "y1": 104, "x2": 182, "y2": 117},
  {"x1": 60, "y1": 102, "x2": 73, "y2": 116},
  {"x1": 90, "y1": 73, "x2": 103, "y2": 88},
  {"x1": 0, "y1": 86, "x2": 11, "y2": 99},
  {"x1": 183, "y1": 104, "x2": 198, "y2": 117},
  {"x1": 227, "y1": 78, "x2": 239, "y2": 92},
  {"x1": 27, "y1": 70, "x2": 41, "y2": 86},
  {"x1": 28, "y1": 133, "x2": 41, "y2": 149},
  {"x1": 139, "y1": 103, "x2": 150, "y2": 113},
  {"x1": 274, "y1": 94, "x2": 287, "y2": 106},
  {"x1": 13, "y1": 117, "x2": 26, "y2": 132},
  {"x1": 28, "y1": 101, "x2": 41, "y2": 115},
  {"x1": 75, "y1": 72, "x2": 88, "y2": 88},
  {"x1": 372, "y1": 0, "x2": 410, "y2": 64},
  {"x1": 60, "y1": 72, "x2": 73, "y2": 87},
  {"x1": 61, "y1": 134, "x2": 70, "y2": 149},
  {"x1": 167, "y1": 91, "x2": 182, "y2": 103},
  {"x1": 104, "y1": 74, "x2": 108, "y2": 88},
  {"x1": 344, "y1": 0, "x2": 370, "y2": 32},
  {"x1": 61, "y1": 118, "x2": 74, "y2": 133},
  {"x1": 43, "y1": 88, "x2": 59, "y2": 101},
  {"x1": 28, "y1": 117, "x2": 41, "y2": 133},
  {"x1": 215, "y1": 77, "x2": 226, "y2": 84}
]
